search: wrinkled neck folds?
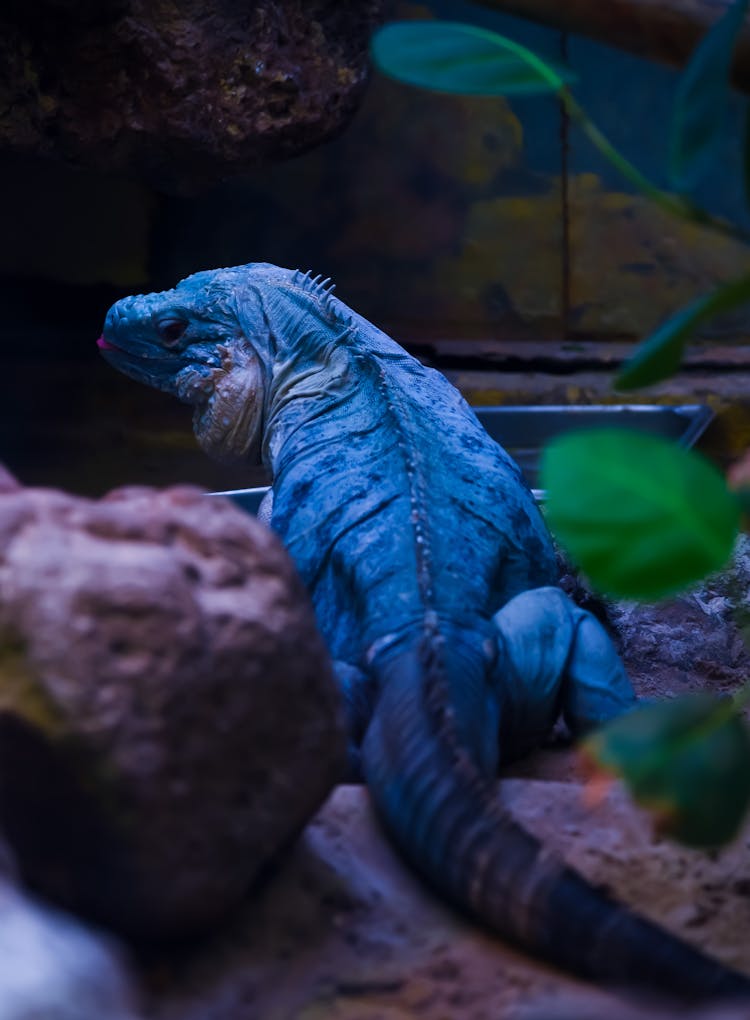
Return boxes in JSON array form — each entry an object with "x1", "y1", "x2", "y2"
[{"x1": 242, "y1": 272, "x2": 364, "y2": 471}]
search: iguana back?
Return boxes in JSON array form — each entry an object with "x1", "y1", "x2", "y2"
[{"x1": 98, "y1": 263, "x2": 750, "y2": 1003}]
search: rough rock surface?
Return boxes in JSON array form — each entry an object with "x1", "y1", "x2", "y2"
[
  {"x1": 613, "y1": 536, "x2": 750, "y2": 702},
  {"x1": 0, "y1": 0, "x2": 386, "y2": 191},
  {"x1": 0, "y1": 480, "x2": 345, "y2": 938},
  {"x1": 0, "y1": 879, "x2": 140, "y2": 1020}
]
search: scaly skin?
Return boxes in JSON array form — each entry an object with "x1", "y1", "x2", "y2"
[{"x1": 99, "y1": 263, "x2": 750, "y2": 1001}]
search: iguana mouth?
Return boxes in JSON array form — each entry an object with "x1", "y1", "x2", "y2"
[
  {"x1": 96, "y1": 335, "x2": 121, "y2": 352},
  {"x1": 96, "y1": 334, "x2": 166, "y2": 361}
]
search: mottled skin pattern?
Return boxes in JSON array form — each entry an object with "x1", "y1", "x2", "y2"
[{"x1": 100, "y1": 264, "x2": 750, "y2": 1001}]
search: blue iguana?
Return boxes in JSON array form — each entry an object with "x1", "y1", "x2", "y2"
[{"x1": 98, "y1": 263, "x2": 750, "y2": 1000}]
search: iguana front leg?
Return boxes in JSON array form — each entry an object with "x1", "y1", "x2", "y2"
[
  {"x1": 491, "y1": 586, "x2": 637, "y2": 762},
  {"x1": 257, "y1": 488, "x2": 274, "y2": 526}
]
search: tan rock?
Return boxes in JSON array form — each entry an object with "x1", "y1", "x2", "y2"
[{"x1": 0, "y1": 482, "x2": 345, "y2": 938}]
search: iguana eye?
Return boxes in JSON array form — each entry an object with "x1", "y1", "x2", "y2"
[{"x1": 156, "y1": 317, "x2": 188, "y2": 347}]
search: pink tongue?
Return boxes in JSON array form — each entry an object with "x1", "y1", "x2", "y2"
[{"x1": 97, "y1": 335, "x2": 117, "y2": 351}]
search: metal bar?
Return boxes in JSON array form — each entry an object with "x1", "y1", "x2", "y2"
[{"x1": 211, "y1": 404, "x2": 713, "y2": 513}]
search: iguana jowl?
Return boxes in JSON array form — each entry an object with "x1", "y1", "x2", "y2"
[{"x1": 99, "y1": 263, "x2": 750, "y2": 1000}]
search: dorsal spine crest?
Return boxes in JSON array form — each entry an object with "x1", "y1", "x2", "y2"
[{"x1": 291, "y1": 268, "x2": 354, "y2": 331}]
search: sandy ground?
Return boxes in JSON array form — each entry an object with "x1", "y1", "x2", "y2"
[{"x1": 140, "y1": 567, "x2": 750, "y2": 1020}]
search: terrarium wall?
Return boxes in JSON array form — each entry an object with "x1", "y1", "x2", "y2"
[
  {"x1": 1, "y1": 0, "x2": 749, "y2": 494},
  {"x1": 148, "y1": 2, "x2": 750, "y2": 343}
]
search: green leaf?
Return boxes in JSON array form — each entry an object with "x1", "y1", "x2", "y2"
[
  {"x1": 615, "y1": 274, "x2": 750, "y2": 390},
  {"x1": 371, "y1": 21, "x2": 574, "y2": 97},
  {"x1": 541, "y1": 429, "x2": 740, "y2": 600},
  {"x1": 582, "y1": 694, "x2": 750, "y2": 847},
  {"x1": 670, "y1": 0, "x2": 749, "y2": 190}
]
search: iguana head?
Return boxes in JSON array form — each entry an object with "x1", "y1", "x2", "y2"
[
  {"x1": 98, "y1": 267, "x2": 270, "y2": 465},
  {"x1": 99, "y1": 263, "x2": 357, "y2": 466},
  {"x1": 98, "y1": 269, "x2": 244, "y2": 400}
]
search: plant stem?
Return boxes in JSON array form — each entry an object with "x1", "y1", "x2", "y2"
[{"x1": 560, "y1": 88, "x2": 750, "y2": 247}]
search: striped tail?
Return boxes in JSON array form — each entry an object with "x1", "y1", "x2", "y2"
[{"x1": 361, "y1": 639, "x2": 750, "y2": 1002}]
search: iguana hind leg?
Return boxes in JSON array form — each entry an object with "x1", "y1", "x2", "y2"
[{"x1": 491, "y1": 585, "x2": 636, "y2": 762}]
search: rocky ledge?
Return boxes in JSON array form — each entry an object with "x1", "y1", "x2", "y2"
[{"x1": 0, "y1": 0, "x2": 386, "y2": 191}]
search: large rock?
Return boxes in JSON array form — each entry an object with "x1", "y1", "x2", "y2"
[
  {"x1": 0, "y1": 0, "x2": 386, "y2": 192},
  {"x1": 0, "y1": 480, "x2": 346, "y2": 938}
]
